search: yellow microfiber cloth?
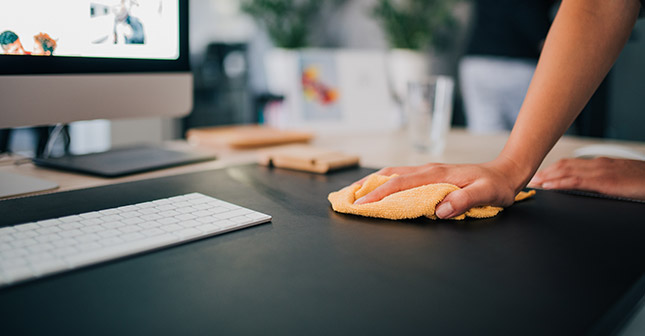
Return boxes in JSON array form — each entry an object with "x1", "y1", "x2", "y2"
[{"x1": 328, "y1": 174, "x2": 535, "y2": 220}]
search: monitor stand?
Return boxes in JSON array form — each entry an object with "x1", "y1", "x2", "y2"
[
  {"x1": 31, "y1": 143, "x2": 216, "y2": 178},
  {"x1": 0, "y1": 172, "x2": 59, "y2": 198}
]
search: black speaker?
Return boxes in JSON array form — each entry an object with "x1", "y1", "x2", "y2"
[{"x1": 184, "y1": 42, "x2": 253, "y2": 133}]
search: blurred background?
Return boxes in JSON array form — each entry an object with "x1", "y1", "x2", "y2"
[{"x1": 5, "y1": 0, "x2": 645, "y2": 157}]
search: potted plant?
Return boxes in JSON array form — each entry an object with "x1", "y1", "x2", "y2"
[
  {"x1": 241, "y1": 0, "x2": 349, "y2": 129},
  {"x1": 241, "y1": 0, "x2": 327, "y2": 49},
  {"x1": 371, "y1": 0, "x2": 460, "y2": 108}
]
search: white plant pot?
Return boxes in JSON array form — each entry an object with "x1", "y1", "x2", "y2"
[
  {"x1": 263, "y1": 48, "x2": 301, "y2": 128},
  {"x1": 386, "y1": 48, "x2": 432, "y2": 108}
]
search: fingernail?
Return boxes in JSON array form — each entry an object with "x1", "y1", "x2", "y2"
[
  {"x1": 354, "y1": 197, "x2": 366, "y2": 205},
  {"x1": 436, "y1": 202, "x2": 454, "y2": 219},
  {"x1": 542, "y1": 182, "x2": 554, "y2": 189}
]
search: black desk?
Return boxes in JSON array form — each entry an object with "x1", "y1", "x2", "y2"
[{"x1": 1, "y1": 165, "x2": 645, "y2": 335}]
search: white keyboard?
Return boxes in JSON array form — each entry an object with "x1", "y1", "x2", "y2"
[{"x1": 0, "y1": 193, "x2": 271, "y2": 287}]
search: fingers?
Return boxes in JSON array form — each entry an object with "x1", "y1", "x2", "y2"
[
  {"x1": 529, "y1": 158, "x2": 586, "y2": 187},
  {"x1": 351, "y1": 164, "x2": 438, "y2": 187},
  {"x1": 351, "y1": 166, "x2": 408, "y2": 186},
  {"x1": 354, "y1": 174, "x2": 422, "y2": 204},
  {"x1": 528, "y1": 157, "x2": 612, "y2": 194},
  {"x1": 436, "y1": 182, "x2": 509, "y2": 219},
  {"x1": 435, "y1": 189, "x2": 470, "y2": 219},
  {"x1": 528, "y1": 171, "x2": 545, "y2": 187},
  {"x1": 540, "y1": 176, "x2": 587, "y2": 191}
]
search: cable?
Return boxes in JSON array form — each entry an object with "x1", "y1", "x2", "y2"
[{"x1": 42, "y1": 124, "x2": 66, "y2": 159}]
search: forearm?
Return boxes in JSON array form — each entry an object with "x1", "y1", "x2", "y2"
[{"x1": 497, "y1": 0, "x2": 640, "y2": 190}]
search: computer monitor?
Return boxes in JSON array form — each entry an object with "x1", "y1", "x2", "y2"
[
  {"x1": 0, "y1": 0, "x2": 191, "y2": 127},
  {"x1": 0, "y1": 0, "x2": 209, "y2": 198}
]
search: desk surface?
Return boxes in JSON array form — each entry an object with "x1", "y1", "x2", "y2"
[
  {"x1": 2, "y1": 128, "x2": 644, "y2": 200},
  {"x1": 2, "y1": 129, "x2": 645, "y2": 335},
  {"x1": 1, "y1": 164, "x2": 645, "y2": 335}
]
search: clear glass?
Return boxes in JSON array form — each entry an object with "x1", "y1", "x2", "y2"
[{"x1": 405, "y1": 76, "x2": 455, "y2": 155}]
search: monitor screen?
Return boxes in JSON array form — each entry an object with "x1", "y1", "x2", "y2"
[
  {"x1": 1, "y1": 0, "x2": 179, "y2": 60},
  {"x1": 0, "y1": 0, "x2": 192, "y2": 128}
]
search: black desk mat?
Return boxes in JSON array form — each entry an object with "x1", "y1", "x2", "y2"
[{"x1": 1, "y1": 165, "x2": 645, "y2": 335}]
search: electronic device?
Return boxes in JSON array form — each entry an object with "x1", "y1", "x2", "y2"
[
  {"x1": 0, "y1": 192, "x2": 272, "y2": 287},
  {"x1": 0, "y1": 0, "x2": 212, "y2": 197},
  {"x1": 573, "y1": 144, "x2": 645, "y2": 161},
  {"x1": 32, "y1": 144, "x2": 215, "y2": 178}
]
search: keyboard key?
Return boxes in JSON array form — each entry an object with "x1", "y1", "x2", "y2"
[
  {"x1": 190, "y1": 203, "x2": 212, "y2": 211},
  {"x1": 102, "y1": 221, "x2": 127, "y2": 229},
  {"x1": 35, "y1": 233, "x2": 63, "y2": 244},
  {"x1": 230, "y1": 216, "x2": 252, "y2": 224},
  {"x1": 2, "y1": 265, "x2": 35, "y2": 284},
  {"x1": 28, "y1": 243, "x2": 54, "y2": 254},
  {"x1": 1, "y1": 257, "x2": 29, "y2": 269},
  {"x1": 12, "y1": 238, "x2": 39, "y2": 248},
  {"x1": 138, "y1": 208, "x2": 160, "y2": 215},
  {"x1": 173, "y1": 228, "x2": 202, "y2": 240},
  {"x1": 99, "y1": 209, "x2": 120, "y2": 215},
  {"x1": 76, "y1": 233, "x2": 101, "y2": 243},
  {"x1": 176, "y1": 214, "x2": 197, "y2": 221},
  {"x1": 37, "y1": 219, "x2": 62, "y2": 226},
  {"x1": 26, "y1": 252, "x2": 56, "y2": 264},
  {"x1": 217, "y1": 220, "x2": 237, "y2": 229},
  {"x1": 140, "y1": 214, "x2": 163, "y2": 221},
  {"x1": 36, "y1": 226, "x2": 62, "y2": 235},
  {"x1": 77, "y1": 242, "x2": 102, "y2": 252},
  {"x1": 160, "y1": 224, "x2": 183, "y2": 233},
  {"x1": 120, "y1": 232, "x2": 145, "y2": 242},
  {"x1": 155, "y1": 205, "x2": 176, "y2": 212},
  {"x1": 119, "y1": 211, "x2": 143, "y2": 219},
  {"x1": 192, "y1": 210, "x2": 213, "y2": 218},
  {"x1": 81, "y1": 225, "x2": 103, "y2": 234},
  {"x1": 179, "y1": 220, "x2": 201, "y2": 228},
  {"x1": 0, "y1": 235, "x2": 12, "y2": 245},
  {"x1": 140, "y1": 228, "x2": 164, "y2": 237},
  {"x1": 52, "y1": 246, "x2": 78, "y2": 257},
  {"x1": 97, "y1": 229, "x2": 121, "y2": 238},
  {"x1": 100, "y1": 215, "x2": 124, "y2": 222},
  {"x1": 138, "y1": 221, "x2": 162, "y2": 229},
  {"x1": 122, "y1": 217, "x2": 145, "y2": 225},
  {"x1": 59, "y1": 215, "x2": 83, "y2": 223},
  {"x1": 59, "y1": 222, "x2": 83, "y2": 230},
  {"x1": 80, "y1": 212, "x2": 102, "y2": 219},
  {"x1": 118, "y1": 226, "x2": 140, "y2": 234},
  {"x1": 158, "y1": 210, "x2": 181, "y2": 218},
  {"x1": 196, "y1": 216, "x2": 218, "y2": 224},
  {"x1": 52, "y1": 238, "x2": 79, "y2": 248},
  {"x1": 157, "y1": 217, "x2": 179, "y2": 225},
  {"x1": 195, "y1": 224, "x2": 221, "y2": 235},
  {"x1": 15, "y1": 223, "x2": 41, "y2": 231},
  {"x1": 0, "y1": 226, "x2": 17, "y2": 236}
]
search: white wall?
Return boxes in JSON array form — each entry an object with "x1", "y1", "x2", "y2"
[{"x1": 109, "y1": 0, "x2": 474, "y2": 147}]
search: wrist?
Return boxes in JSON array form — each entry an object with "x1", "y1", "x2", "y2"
[{"x1": 486, "y1": 154, "x2": 536, "y2": 193}]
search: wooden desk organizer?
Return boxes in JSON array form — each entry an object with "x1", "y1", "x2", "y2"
[{"x1": 258, "y1": 145, "x2": 360, "y2": 174}]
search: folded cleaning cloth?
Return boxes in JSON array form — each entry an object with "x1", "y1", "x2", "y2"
[{"x1": 328, "y1": 174, "x2": 535, "y2": 220}]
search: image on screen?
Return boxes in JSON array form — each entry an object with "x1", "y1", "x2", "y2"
[{"x1": 0, "y1": 0, "x2": 179, "y2": 60}]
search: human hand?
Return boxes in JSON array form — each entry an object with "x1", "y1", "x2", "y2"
[
  {"x1": 352, "y1": 157, "x2": 529, "y2": 219},
  {"x1": 529, "y1": 157, "x2": 645, "y2": 201}
]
